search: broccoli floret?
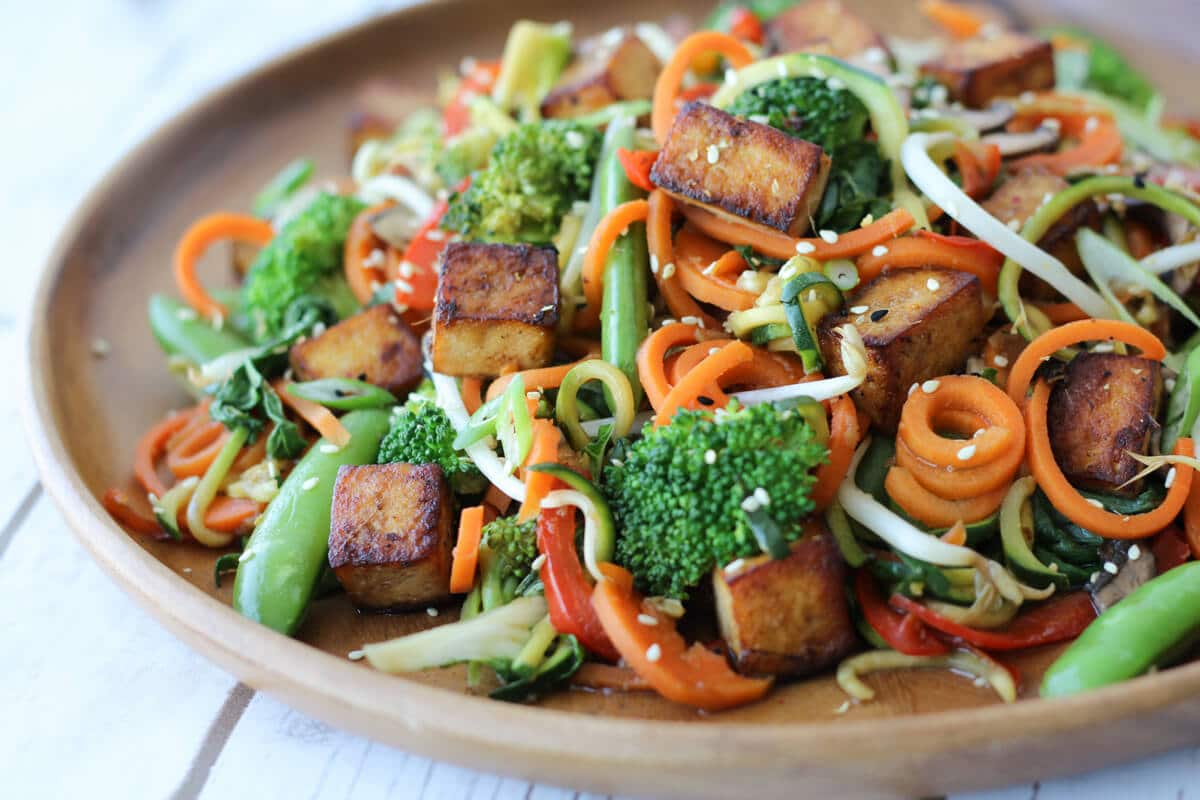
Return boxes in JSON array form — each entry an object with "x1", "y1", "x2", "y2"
[
  {"x1": 241, "y1": 193, "x2": 366, "y2": 341},
  {"x1": 482, "y1": 515, "x2": 538, "y2": 583},
  {"x1": 434, "y1": 126, "x2": 498, "y2": 186},
  {"x1": 377, "y1": 397, "x2": 486, "y2": 495},
  {"x1": 728, "y1": 77, "x2": 892, "y2": 232},
  {"x1": 603, "y1": 402, "x2": 828, "y2": 598},
  {"x1": 441, "y1": 120, "x2": 601, "y2": 244}
]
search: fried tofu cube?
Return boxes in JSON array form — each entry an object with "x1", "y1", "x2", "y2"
[
  {"x1": 328, "y1": 463, "x2": 454, "y2": 610},
  {"x1": 431, "y1": 241, "x2": 558, "y2": 377},
  {"x1": 983, "y1": 170, "x2": 1102, "y2": 298},
  {"x1": 1048, "y1": 353, "x2": 1164, "y2": 495},
  {"x1": 650, "y1": 103, "x2": 831, "y2": 237},
  {"x1": 764, "y1": 0, "x2": 888, "y2": 61},
  {"x1": 817, "y1": 268, "x2": 989, "y2": 433},
  {"x1": 289, "y1": 305, "x2": 423, "y2": 395},
  {"x1": 920, "y1": 32, "x2": 1054, "y2": 108},
  {"x1": 541, "y1": 31, "x2": 661, "y2": 119},
  {"x1": 713, "y1": 522, "x2": 857, "y2": 677}
]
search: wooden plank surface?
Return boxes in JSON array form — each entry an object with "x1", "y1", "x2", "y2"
[{"x1": 4, "y1": 0, "x2": 1200, "y2": 798}]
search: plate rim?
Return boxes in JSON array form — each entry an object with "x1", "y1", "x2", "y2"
[{"x1": 19, "y1": 0, "x2": 1200, "y2": 793}]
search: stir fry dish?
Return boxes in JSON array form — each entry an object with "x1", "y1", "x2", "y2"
[{"x1": 103, "y1": 0, "x2": 1200, "y2": 712}]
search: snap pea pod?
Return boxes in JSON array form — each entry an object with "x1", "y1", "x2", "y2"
[
  {"x1": 233, "y1": 409, "x2": 391, "y2": 635},
  {"x1": 597, "y1": 113, "x2": 650, "y2": 408},
  {"x1": 148, "y1": 294, "x2": 251, "y2": 366},
  {"x1": 1041, "y1": 561, "x2": 1200, "y2": 698}
]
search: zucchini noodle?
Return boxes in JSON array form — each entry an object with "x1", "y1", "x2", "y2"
[
  {"x1": 186, "y1": 427, "x2": 248, "y2": 548},
  {"x1": 555, "y1": 359, "x2": 637, "y2": 448},
  {"x1": 540, "y1": 489, "x2": 607, "y2": 582},
  {"x1": 150, "y1": 476, "x2": 199, "y2": 541},
  {"x1": 356, "y1": 174, "x2": 436, "y2": 218},
  {"x1": 1141, "y1": 241, "x2": 1200, "y2": 275},
  {"x1": 430, "y1": 369, "x2": 527, "y2": 502},
  {"x1": 837, "y1": 649, "x2": 1017, "y2": 703}
]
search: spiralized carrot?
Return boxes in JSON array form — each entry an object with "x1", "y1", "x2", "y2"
[
  {"x1": 1026, "y1": 380, "x2": 1194, "y2": 539},
  {"x1": 461, "y1": 377, "x2": 484, "y2": 415},
  {"x1": 672, "y1": 225, "x2": 757, "y2": 311},
  {"x1": 654, "y1": 341, "x2": 753, "y2": 426},
  {"x1": 1005, "y1": 319, "x2": 1166, "y2": 405},
  {"x1": 679, "y1": 204, "x2": 915, "y2": 262},
  {"x1": 203, "y1": 497, "x2": 264, "y2": 534},
  {"x1": 952, "y1": 140, "x2": 1002, "y2": 199},
  {"x1": 102, "y1": 488, "x2": 165, "y2": 535},
  {"x1": 134, "y1": 406, "x2": 202, "y2": 498},
  {"x1": 1011, "y1": 111, "x2": 1122, "y2": 176},
  {"x1": 667, "y1": 340, "x2": 805, "y2": 389},
  {"x1": 485, "y1": 354, "x2": 599, "y2": 403},
  {"x1": 652, "y1": 32, "x2": 754, "y2": 144},
  {"x1": 646, "y1": 191, "x2": 722, "y2": 329},
  {"x1": 166, "y1": 418, "x2": 229, "y2": 479},
  {"x1": 888, "y1": 375, "x2": 1025, "y2": 526},
  {"x1": 518, "y1": 420, "x2": 565, "y2": 522},
  {"x1": 1032, "y1": 301, "x2": 1090, "y2": 325},
  {"x1": 811, "y1": 394, "x2": 862, "y2": 510},
  {"x1": 274, "y1": 380, "x2": 352, "y2": 447},
  {"x1": 344, "y1": 201, "x2": 395, "y2": 304},
  {"x1": 576, "y1": 199, "x2": 650, "y2": 331},
  {"x1": 174, "y1": 213, "x2": 275, "y2": 319},
  {"x1": 637, "y1": 323, "x2": 707, "y2": 411},
  {"x1": 1186, "y1": 481, "x2": 1200, "y2": 559},
  {"x1": 855, "y1": 231, "x2": 1003, "y2": 294}
]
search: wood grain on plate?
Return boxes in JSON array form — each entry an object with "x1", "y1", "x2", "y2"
[{"x1": 19, "y1": 0, "x2": 1200, "y2": 797}]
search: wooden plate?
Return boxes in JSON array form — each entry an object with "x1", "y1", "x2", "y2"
[{"x1": 21, "y1": 1, "x2": 1200, "y2": 796}]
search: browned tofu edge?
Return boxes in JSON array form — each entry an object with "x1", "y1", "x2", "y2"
[
  {"x1": 920, "y1": 33, "x2": 1055, "y2": 108},
  {"x1": 289, "y1": 304, "x2": 424, "y2": 395},
  {"x1": 541, "y1": 33, "x2": 660, "y2": 119}
]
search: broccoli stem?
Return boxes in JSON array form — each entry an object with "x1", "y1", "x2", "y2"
[{"x1": 598, "y1": 114, "x2": 650, "y2": 408}]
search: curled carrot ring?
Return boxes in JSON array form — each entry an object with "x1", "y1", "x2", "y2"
[
  {"x1": 1006, "y1": 319, "x2": 1166, "y2": 405},
  {"x1": 578, "y1": 199, "x2": 650, "y2": 331},
  {"x1": 174, "y1": 213, "x2": 275, "y2": 320},
  {"x1": 672, "y1": 225, "x2": 756, "y2": 311},
  {"x1": 652, "y1": 32, "x2": 754, "y2": 144},
  {"x1": 811, "y1": 394, "x2": 863, "y2": 511},
  {"x1": 654, "y1": 341, "x2": 753, "y2": 426},
  {"x1": 1026, "y1": 380, "x2": 1194, "y2": 539},
  {"x1": 646, "y1": 191, "x2": 720, "y2": 329},
  {"x1": 134, "y1": 405, "x2": 202, "y2": 498},
  {"x1": 166, "y1": 419, "x2": 229, "y2": 479},
  {"x1": 854, "y1": 231, "x2": 1003, "y2": 294},
  {"x1": 637, "y1": 322, "x2": 709, "y2": 412},
  {"x1": 885, "y1": 465, "x2": 1009, "y2": 529},
  {"x1": 888, "y1": 375, "x2": 1025, "y2": 526},
  {"x1": 668, "y1": 340, "x2": 806, "y2": 389}
]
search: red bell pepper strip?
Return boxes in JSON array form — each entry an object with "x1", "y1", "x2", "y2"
[
  {"x1": 616, "y1": 148, "x2": 659, "y2": 193},
  {"x1": 1151, "y1": 524, "x2": 1192, "y2": 575},
  {"x1": 855, "y1": 569, "x2": 950, "y2": 656},
  {"x1": 537, "y1": 506, "x2": 619, "y2": 661},
  {"x1": 728, "y1": 7, "x2": 765, "y2": 45},
  {"x1": 677, "y1": 82, "x2": 719, "y2": 104},
  {"x1": 889, "y1": 591, "x2": 1097, "y2": 652},
  {"x1": 392, "y1": 177, "x2": 470, "y2": 312},
  {"x1": 442, "y1": 60, "x2": 501, "y2": 138}
]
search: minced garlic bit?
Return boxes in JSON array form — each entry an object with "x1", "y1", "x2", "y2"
[
  {"x1": 926, "y1": 278, "x2": 941, "y2": 292},
  {"x1": 921, "y1": 379, "x2": 941, "y2": 394},
  {"x1": 90, "y1": 337, "x2": 112, "y2": 358},
  {"x1": 301, "y1": 476, "x2": 320, "y2": 491}
]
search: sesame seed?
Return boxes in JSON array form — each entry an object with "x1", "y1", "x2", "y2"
[
  {"x1": 818, "y1": 229, "x2": 839, "y2": 244},
  {"x1": 1041, "y1": 192, "x2": 1054, "y2": 207},
  {"x1": 850, "y1": 304, "x2": 869, "y2": 314},
  {"x1": 863, "y1": 47, "x2": 886, "y2": 64},
  {"x1": 993, "y1": 354, "x2": 1009, "y2": 367},
  {"x1": 661, "y1": 262, "x2": 676, "y2": 279},
  {"x1": 754, "y1": 487, "x2": 771, "y2": 506},
  {"x1": 921, "y1": 379, "x2": 940, "y2": 394},
  {"x1": 1129, "y1": 545, "x2": 1142, "y2": 561},
  {"x1": 660, "y1": 318, "x2": 678, "y2": 327},
  {"x1": 871, "y1": 244, "x2": 889, "y2": 258},
  {"x1": 740, "y1": 496, "x2": 761, "y2": 513},
  {"x1": 1103, "y1": 561, "x2": 1119, "y2": 575},
  {"x1": 973, "y1": 428, "x2": 986, "y2": 438},
  {"x1": 771, "y1": 179, "x2": 780, "y2": 193},
  {"x1": 531, "y1": 553, "x2": 547, "y2": 571},
  {"x1": 363, "y1": 248, "x2": 386, "y2": 269},
  {"x1": 176, "y1": 307, "x2": 198, "y2": 321},
  {"x1": 860, "y1": 213, "x2": 874, "y2": 227},
  {"x1": 1166, "y1": 467, "x2": 1177, "y2": 489},
  {"x1": 704, "y1": 449, "x2": 717, "y2": 465},
  {"x1": 927, "y1": 278, "x2": 941, "y2": 292},
  {"x1": 637, "y1": 613, "x2": 659, "y2": 626},
  {"x1": 646, "y1": 643, "x2": 662, "y2": 663},
  {"x1": 319, "y1": 443, "x2": 340, "y2": 454},
  {"x1": 1090, "y1": 571, "x2": 1101, "y2": 583},
  {"x1": 681, "y1": 315, "x2": 703, "y2": 328},
  {"x1": 565, "y1": 130, "x2": 586, "y2": 149},
  {"x1": 834, "y1": 700, "x2": 852, "y2": 715},
  {"x1": 348, "y1": 650, "x2": 366, "y2": 661},
  {"x1": 423, "y1": 607, "x2": 439, "y2": 617},
  {"x1": 707, "y1": 145, "x2": 720, "y2": 164},
  {"x1": 795, "y1": 241, "x2": 816, "y2": 254},
  {"x1": 90, "y1": 338, "x2": 111, "y2": 357},
  {"x1": 398, "y1": 260, "x2": 415, "y2": 278},
  {"x1": 908, "y1": 383, "x2": 919, "y2": 397},
  {"x1": 957, "y1": 444, "x2": 977, "y2": 461},
  {"x1": 1086, "y1": 497, "x2": 1105, "y2": 509},
  {"x1": 703, "y1": 261, "x2": 719, "y2": 275},
  {"x1": 301, "y1": 477, "x2": 319, "y2": 491},
  {"x1": 870, "y1": 309, "x2": 888, "y2": 322},
  {"x1": 649, "y1": 254, "x2": 659, "y2": 274},
  {"x1": 423, "y1": 229, "x2": 445, "y2": 242},
  {"x1": 395, "y1": 279, "x2": 415, "y2": 294},
  {"x1": 709, "y1": 347, "x2": 721, "y2": 356}
]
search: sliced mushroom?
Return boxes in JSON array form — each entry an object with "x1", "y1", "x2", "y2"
[
  {"x1": 981, "y1": 124, "x2": 1061, "y2": 157},
  {"x1": 1089, "y1": 541, "x2": 1156, "y2": 613},
  {"x1": 952, "y1": 102, "x2": 1015, "y2": 133}
]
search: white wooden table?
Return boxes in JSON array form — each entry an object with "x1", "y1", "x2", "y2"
[{"x1": 3, "y1": 1, "x2": 1198, "y2": 798}]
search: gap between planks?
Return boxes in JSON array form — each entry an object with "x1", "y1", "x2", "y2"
[{"x1": 0, "y1": 483, "x2": 41, "y2": 563}]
